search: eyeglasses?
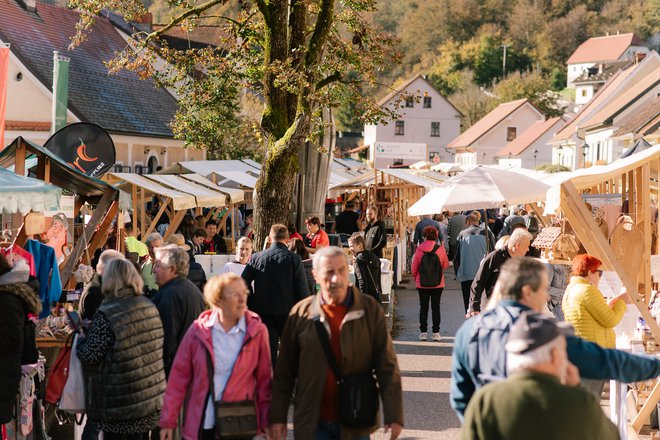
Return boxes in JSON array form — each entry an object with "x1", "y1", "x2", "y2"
[{"x1": 224, "y1": 289, "x2": 250, "y2": 299}]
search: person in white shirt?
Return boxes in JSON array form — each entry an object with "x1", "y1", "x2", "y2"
[{"x1": 221, "y1": 237, "x2": 253, "y2": 276}]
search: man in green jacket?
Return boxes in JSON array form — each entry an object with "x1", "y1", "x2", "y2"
[
  {"x1": 462, "y1": 311, "x2": 619, "y2": 440},
  {"x1": 269, "y1": 246, "x2": 403, "y2": 440}
]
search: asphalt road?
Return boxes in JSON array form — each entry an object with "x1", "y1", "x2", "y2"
[{"x1": 371, "y1": 268, "x2": 464, "y2": 440}]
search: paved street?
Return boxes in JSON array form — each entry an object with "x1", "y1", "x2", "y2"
[{"x1": 372, "y1": 268, "x2": 463, "y2": 439}]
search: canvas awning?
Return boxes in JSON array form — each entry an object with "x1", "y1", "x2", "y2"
[
  {"x1": 144, "y1": 175, "x2": 227, "y2": 208},
  {"x1": 378, "y1": 168, "x2": 441, "y2": 192},
  {"x1": 108, "y1": 173, "x2": 197, "y2": 210},
  {"x1": 544, "y1": 144, "x2": 660, "y2": 214},
  {"x1": 159, "y1": 160, "x2": 260, "y2": 188},
  {"x1": 215, "y1": 171, "x2": 259, "y2": 188},
  {"x1": 180, "y1": 174, "x2": 245, "y2": 204},
  {"x1": 0, "y1": 167, "x2": 61, "y2": 214}
]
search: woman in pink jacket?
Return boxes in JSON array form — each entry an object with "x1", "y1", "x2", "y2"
[
  {"x1": 411, "y1": 226, "x2": 450, "y2": 342},
  {"x1": 160, "y1": 273, "x2": 272, "y2": 440}
]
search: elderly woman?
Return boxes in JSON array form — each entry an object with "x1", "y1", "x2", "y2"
[
  {"x1": 79, "y1": 249, "x2": 124, "y2": 320},
  {"x1": 160, "y1": 273, "x2": 272, "y2": 440},
  {"x1": 562, "y1": 253, "x2": 628, "y2": 396},
  {"x1": 77, "y1": 259, "x2": 166, "y2": 440}
]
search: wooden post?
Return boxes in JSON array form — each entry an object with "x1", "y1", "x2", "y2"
[
  {"x1": 81, "y1": 201, "x2": 119, "y2": 265},
  {"x1": 140, "y1": 189, "x2": 146, "y2": 239},
  {"x1": 143, "y1": 197, "x2": 169, "y2": 239},
  {"x1": 161, "y1": 209, "x2": 186, "y2": 241},
  {"x1": 60, "y1": 189, "x2": 117, "y2": 287},
  {"x1": 560, "y1": 181, "x2": 660, "y2": 342},
  {"x1": 641, "y1": 164, "x2": 651, "y2": 301}
]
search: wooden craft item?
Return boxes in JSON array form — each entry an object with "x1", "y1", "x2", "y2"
[
  {"x1": 610, "y1": 219, "x2": 644, "y2": 288},
  {"x1": 24, "y1": 212, "x2": 45, "y2": 235},
  {"x1": 551, "y1": 234, "x2": 580, "y2": 261}
]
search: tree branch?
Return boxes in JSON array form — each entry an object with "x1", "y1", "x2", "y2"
[
  {"x1": 305, "y1": 0, "x2": 334, "y2": 67},
  {"x1": 145, "y1": 0, "x2": 227, "y2": 43},
  {"x1": 315, "y1": 71, "x2": 341, "y2": 90}
]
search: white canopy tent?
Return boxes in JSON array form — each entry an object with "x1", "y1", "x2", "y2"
[
  {"x1": 109, "y1": 173, "x2": 198, "y2": 211},
  {"x1": 144, "y1": 174, "x2": 228, "y2": 208},
  {"x1": 180, "y1": 174, "x2": 245, "y2": 204},
  {"x1": 408, "y1": 166, "x2": 550, "y2": 215}
]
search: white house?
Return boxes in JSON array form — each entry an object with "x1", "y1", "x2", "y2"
[
  {"x1": 447, "y1": 99, "x2": 545, "y2": 166},
  {"x1": 364, "y1": 74, "x2": 462, "y2": 168},
  {"x1": 566, "y1": 33, "x2": 650, "y2": 88},
  {"x1": 496, "y1": 117, "x2": 566, "y2": 169}
]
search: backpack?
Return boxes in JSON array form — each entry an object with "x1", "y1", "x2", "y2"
[
  {"x1": 525, "y1": 215, "x2": 539, "y2": 234},
  {"x1": 419, "y1": 244, "x2": 442, "y2": 287}
]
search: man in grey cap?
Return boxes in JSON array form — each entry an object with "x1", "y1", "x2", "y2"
[{"x1": 462, "y1": 311, "x2": 619, "y2": 440}]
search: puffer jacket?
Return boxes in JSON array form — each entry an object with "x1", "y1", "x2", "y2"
[
  {"x1": 411, "y1": 241, "x2": 449, "y2": 289},
  {"x1": 270, "y1": 288, "x2": 403, "y2": 439},
  {"x1": 0, "y1": 265, "x2": 40, "y2": 424},
  {"x1": 562, "y1": 276, "x2": 626, "y2": 348},
  {"x1": 160, "y1": 310, "x2": 272, "y2": 440},
  {"x1": 451, "y1": 300, "x2": 660, "y2": 419},
  {"x1": 242, "y1": 242, "x2": 310, "y2": 315},
  {"x1": 354, "y1": 250, "x2": 381, "y2": 301}
]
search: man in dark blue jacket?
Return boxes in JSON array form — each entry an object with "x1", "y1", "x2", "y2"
[
  {"x1": 242, "y1": 223, "x2": 310, "y2": 366},
  {"x1": 451, "y1": 257, "x2": 660, "y2": 420}
]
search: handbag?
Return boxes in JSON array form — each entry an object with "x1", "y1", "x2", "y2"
[
  {"x1": 45, "y1": 333, "x2": 75, "y2": 405},
  {"x1": 314, "y1": 319, "x2": 379, "y2": 427},
  {"x1": 59, "y1": 334, "x2": 86, "y2": 413},
  {"x1": 205, "y1": 348, "x2": 258, "y2": 439}
]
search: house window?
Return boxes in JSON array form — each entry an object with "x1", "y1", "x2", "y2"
[
  {"x1": 581, "y1": 89, "x2": 587, "y2": 97},
  {"x1": 430, "y1": 122, "x2": 440, "y2": 137},
  {"x1": 506, "y1": 127, "x2": 517, "y2": 141},
  {"x1": 423, "y1": 96, "x2": 432, "y2": 108},
  {"x1": 405, "y1": 97, "x2": 414, "y2": 108},
  {"x1": 395, "y1": 120, "x2": 405, "y2": 136}
]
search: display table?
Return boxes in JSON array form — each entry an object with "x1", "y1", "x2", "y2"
[{"x1": 195, "y1": 254, "x2": 233, "y2": 276}]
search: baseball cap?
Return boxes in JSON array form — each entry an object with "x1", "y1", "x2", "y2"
[{"x1": 505, "y1": 311, "x2": 574, "y2": 354}]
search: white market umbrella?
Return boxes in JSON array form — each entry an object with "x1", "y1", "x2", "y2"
[{"x1": 408, "y1": 165, "x2": 550, "y2": 215}]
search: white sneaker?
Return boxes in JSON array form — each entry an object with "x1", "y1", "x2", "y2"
[
  {"x1": 419, "y1": 332, "x2": 427, "y2": 341},
  {"x1": 432, "y1": 333, "x2": 441, "y2": 342}
]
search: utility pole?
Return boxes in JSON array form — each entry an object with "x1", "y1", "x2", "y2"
[{"x1": 501, "y1": 44, "x2": 508, "y2": 78}]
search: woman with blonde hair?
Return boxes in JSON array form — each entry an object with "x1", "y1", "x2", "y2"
[
  {"x1": 77, "y1": 259, "x2": 165, "y2": 440},
  {"x1": 160, "y1": 273, "x2": 272, "y2": 440}
]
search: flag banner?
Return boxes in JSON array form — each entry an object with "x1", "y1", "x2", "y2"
[
  {"x1": 51, "y1": 51, "x2": 69, "y2": 133},
  {"x1": 0, "y1": 46, "x2": 9, "y2": 150}
]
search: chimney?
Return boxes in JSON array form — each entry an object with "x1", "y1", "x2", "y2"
[
  {"x1": 135, "y1": 12, "x2": 153, "y2": 32},
  {"x1": 18, "y1": 0, "x2": 37, "y2": 13}
]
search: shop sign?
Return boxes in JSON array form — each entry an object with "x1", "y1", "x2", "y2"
[
  {"x1": 44, "y1": 122, "x2": 116, "y2": 178},
  {"x1": 374, "y1": 142, "x2": 427, "y2": 161}
]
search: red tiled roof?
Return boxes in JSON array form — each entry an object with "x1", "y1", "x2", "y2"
[
  {"x1": 567, "y1": 33, "x2": 646, "y2": 64},
  {"x1": 447, "y1": 99, "x2": 540, "y2": 149},
  {"x1": 612, "y1": 96, "x2": 660, "y2": 137},
  {"x1": 5, "y1": 120, "x2": 51, "y2": 131},
  {"x1": 496, "y1": 117, "x2": 565, "y2": 157},
  {"x1": 0, "y1": 0, "x2": 179, "y2": 137}
]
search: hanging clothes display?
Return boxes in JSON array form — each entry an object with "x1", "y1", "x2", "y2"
[
  {"x1": 0, "y1": 246, "x2": 36, "y2": 278},
  {"x1": 24, "y1": 240, "x2": 62, "y2": 318}
]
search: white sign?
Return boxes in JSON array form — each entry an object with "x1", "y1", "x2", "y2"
[
  {"x1": 598, "y1": 270, "x2": 624, "y2": 298},
  {"x1": 651, "y1": 255, "x2": 660, "y2": 282},
  {"x1": 374, "y1": 142, "x2": 427, "y2": 160}
]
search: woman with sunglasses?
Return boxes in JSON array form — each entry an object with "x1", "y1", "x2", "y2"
[{"x1": 562, "y1": 254, "x2": 629, "y2": 396}]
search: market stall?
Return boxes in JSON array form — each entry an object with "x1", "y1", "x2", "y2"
[{"x1": 544, "y1": 145, "x2": 660, "y2": 438}]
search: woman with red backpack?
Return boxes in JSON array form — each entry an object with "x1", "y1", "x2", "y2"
[{"x1": 411, "y1": 226, "x2": 450, "y2": 342}]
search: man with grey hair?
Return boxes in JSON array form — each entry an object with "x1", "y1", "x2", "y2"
[
  {"x1": 242, "y1": 223, "x2": 309, "y2": 366},
  {"x1": 451, "y1": 257, "x2": 660, "y2": 420},
  {"x1": 141, "y1": 232, "x2": 163, "y2": 296},
  {"x1": 498, "y1": 205, "x2": 525, "y2": 239},
  {"x1": 462, "y1": 311, "x2": 618, "y2": 439},
  {"x1": 152, "y1": 244, "x2": 204, "y2": 376},
  {"x1": 467, "y1": 227, "x2": 532, "y2": 316},
  {"x1": 79, "y1": 249, "x2": 125, "y2": 321},
  {"x1": 270, "y1": 246, "x2": 403, "y2": 440}
]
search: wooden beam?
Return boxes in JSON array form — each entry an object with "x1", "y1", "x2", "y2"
[
  {"x1": 633, "y1": 380, "x2": 660, "y2": 432},
  {"x1": 560, "y1": 181, "x2": 660, "y2": 343},
  {"x1": 161, "y1": 209, "x2": 186, "y2": 241},
  {"x1": 81, "y1": 201, "x2": 119, "y2": 265},
  {"x1": 60, "y1": 189, "x2": 117, "y2": 287},
  {"x1": 143, "y1": 197, "x2": 169, "y2": 239},
  {"x1": 642, "y1": 164, "x2": 651, "y2": 301},
  {"x1": 140, "y1": 189, "x2": 146, "y2": 239}
]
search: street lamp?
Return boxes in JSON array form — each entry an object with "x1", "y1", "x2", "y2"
[
  {"x1": 481, "y1": 152, "x2": 487, "y2": 164},
  {"x1": 557, "y1": 145, "x2": 563, "y2": 165},
  {"x1": 582, "y1": 142, "x2": 590, "y2": 168},
  {"x1": 533, "y1": 148, "x2": 539, "y2": 167},
  {"x1": 508, "y1": 152, "x2": 512, "y2": 167}
]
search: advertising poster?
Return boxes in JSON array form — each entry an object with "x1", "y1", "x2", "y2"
[{"x1": 43, "y1": 195, "x2": 75, "y2": 265}]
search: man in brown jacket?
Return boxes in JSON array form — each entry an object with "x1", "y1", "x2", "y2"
[{"x1": 269, "y1": 246, "x2": 403, "y2": 440}]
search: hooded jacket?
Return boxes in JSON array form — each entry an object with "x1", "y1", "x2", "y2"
[
  {"x1": 354, "y1": 250, "x2": 381, "y2": 301},
  {"x1": 160, "y1": 310, "x2": 272, "y2": 439},
  {"x1": 450, "y1": 300, "x2": 660, "y2": 420},
  {"x1": 0, "y1": 264, "x2": 40, "y2": 424}
]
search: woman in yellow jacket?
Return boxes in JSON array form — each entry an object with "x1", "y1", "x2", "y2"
[{"x1": 563, "y1": 253, "x2": 629, "y2": 396}]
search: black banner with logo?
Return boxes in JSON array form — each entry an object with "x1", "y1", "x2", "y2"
[{"x1": 43, "y1": 123, "x2": 116, "y2": 178}]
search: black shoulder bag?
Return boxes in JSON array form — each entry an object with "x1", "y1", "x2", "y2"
[
  {"x1": 313, "y1": 318, "x2": 379, "y2": 427},
  {"x1": 206, "y1": 344, "x2": 258, "y2": 440}
]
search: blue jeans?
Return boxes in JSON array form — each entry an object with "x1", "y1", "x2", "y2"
[{"x1": 315, "y1": 421, "x2": 370, "y2": 440}]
